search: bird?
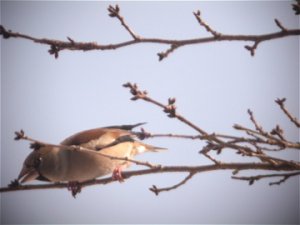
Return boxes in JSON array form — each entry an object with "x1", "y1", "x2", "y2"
[{"x1": 18, "y1": 123, "x2": 165, "y2": 187}]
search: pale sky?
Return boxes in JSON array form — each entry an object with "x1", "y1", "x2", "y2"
[{"x1": 1, "y1": 1, "x2": 299, "y2": 224}]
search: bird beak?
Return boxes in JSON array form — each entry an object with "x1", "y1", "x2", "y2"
[{"x1": 18, "y1": 167, "x2": 39, "y2": 183}]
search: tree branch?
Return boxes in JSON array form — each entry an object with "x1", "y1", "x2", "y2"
[
  {"x1": 193, "y1": 10, "x2": 221, "y2": 38},
  {"x1": 232, "y1": 171, "x2": 300, "y2": 186},
  {"x1": 1, "y1": 84, "x2": 300, "y2": 195},
  {"x1": 1, "y1": 162, "x2": 299, "y2": 193},
  {"x1": 134, "y1": 127, "x2": 201, "y2": 140},
  {"x1": 107, "y1": 5, "x2": 140, "y2": 40},
  {"x1": 275, "y1": 98, "x2": 300, "y2": 128},
  {"x1": 123, "y1": 82, "x2": 300, "y2": 168},
  {"x1": 1, "y1": 5, "x2": 299, "y2": 60},
  {"x1": 149, "y1": 172, "x2": 196, "y2": 196}
]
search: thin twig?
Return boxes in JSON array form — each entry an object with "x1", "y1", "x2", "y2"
[
  {"x1": 275, "y1": 98, "x2": 300, "y2": 128},
  {"x1": 244, "y1": 40, "x2": 261, "y2": 56},
  {"x1": 247, "y1": 109, "x2": 269, "y2": 136},
  {"x1": 123, "y1": 82, "x2": 208, "y2": 136},
  {"x1": 274, "y1": 19, "x2": 288, "y2": 32},
  {"x1": 157, "y1": 44, "x2": 181, "y2": 61},
  {"x1": 149, "y1": 172, "x2": 196, "y2": 196},
  {"x1": 134, "y1": 129, "x2": 201, "y2": 140},
  {"x1": 107, "y1": 5, "x2": 140, "y2": 40},
  {"x1": 193, "y1": 10, "x2": 221, "y2": 37},
  {"x1": 232, "y1": 171, "x2": 300, "y2": 186},
  {"x1": 202, "y1": 152, "x2": 221, "y2": 165},
  {"x1": 233, "y1": 124, "x2": 300, "y2": 149}
]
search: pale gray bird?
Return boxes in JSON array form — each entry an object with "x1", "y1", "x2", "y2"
[{"x1": 18, "y1": 123, "x2": 165, "y2": 185}]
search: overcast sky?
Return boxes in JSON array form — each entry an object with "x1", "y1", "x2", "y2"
[{"x1": 1, "y1": 1, "x2": 299, "y2": 224}]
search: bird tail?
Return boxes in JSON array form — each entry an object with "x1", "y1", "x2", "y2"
[{"x1": 134, "y1": 142, "x2": 167, "y2": 154}]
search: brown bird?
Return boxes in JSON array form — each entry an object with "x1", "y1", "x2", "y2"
[{"x1": 18, "y1": 123, "x2": 165, "y2": 185}]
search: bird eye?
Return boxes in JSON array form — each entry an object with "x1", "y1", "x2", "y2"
[{"x1": 32, "y1": 157, "x2": 42, "y2": 168}]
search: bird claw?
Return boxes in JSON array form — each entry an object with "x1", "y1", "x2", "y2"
[
  {"x1": 112, "y1": 167, "x2": 124, "y2": 182},
  {"x1": 67, "y1": 181, "x2": 82, "y2": 198}
]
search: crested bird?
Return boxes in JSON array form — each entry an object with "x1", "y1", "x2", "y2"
[{"x1": 18, "y1": 123, "x2": 165, "y2": 188}]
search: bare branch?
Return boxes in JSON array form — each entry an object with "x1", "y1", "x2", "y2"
[
  {"x1": 107, "y1": 5, "x2": 140, "y2": 40},
  {"x1": 247, "y1": 109, "x2": 269, "y2": 136},
  {"x1": 134, "y1": 128, "x2": 201, "y2": 140},
  {"x1": 124, "y1": 82, "x2": 300, "y2": 168},
  {"x1": 270, "y1": 125, "x2": 286, "y2": 141},
  {"x1": 149, "y1": 172, "x2": 196, "y2": 196},
  {"x1": 274, "y1": 19, "x2": 288, "y2": 32},
  {"x1": 232, "y1": 171, "x2": 300, "y2": 186},
  {"x1": 123, "y1": 82, "x2": 208, "y2": 136},
  {"x1": 244, "y1": 40, "x2": 260, "y2": 56},
  {"x1": 1, "y1": 4, "x2": 299, "y2": 60},
  {"x1": 193, "y1": 10, "x2": 221, "y2": 38},
  {"x1": 233, "y1": 124, "x2": 300, "y2": 149},
  {"x1": 157, "y1": 44, "x2": 181, "y2": 61},
  {"x1": 201, "y1": 151, "x2": 221, "y2": 165},
  {"x1": 275, "y1": 98, "x2": 300, "y2": 128},
  {"x1": 2, "y1": 162, "x2": 299, "y2": 193}
]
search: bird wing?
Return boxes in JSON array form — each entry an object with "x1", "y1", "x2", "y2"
[
  {"x1": 60, "y1": 127, "x2": 134, "y2": 150},
  {"x1": 94, "y1": 135, "x2": 135, "y2": 151},
  {"x1": 102, "y1": 122, "x2": 146, "y2": 131}
]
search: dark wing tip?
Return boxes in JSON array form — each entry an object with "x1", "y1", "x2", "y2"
[{"x1": 104, "y1": 122, "x2": 147, "y2": 131}]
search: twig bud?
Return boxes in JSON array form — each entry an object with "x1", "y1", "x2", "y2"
[
  {"x1": 48, "y1": 45, "x2": 60, "y2": 59},
  {"x1": 108, "y1": 5, "x2": 120, "y2": 17},
  {"x1": 275, "y1": 98, "x2": 286, "y2": 105},
  {"x1": 249, "y1": 179, "x2": 254, "y2": 185},
  {"x1": 14, "y1": 130, "x2": 25, "y2": 140},
  {"x1": 149, "y1": 185, "x2": 159, "y2": 196},
  {"x1": 233, "y1": 124, "x2": 243, "y2": 130},
  {"x1": 168, "y1": 98, "x2": 176, "y2": 105},
  {"x1": 157, "y1": 52, "x2": 165, "y2": 61},
  {"x1": 0, "y1": 25, "x2": 11, "y2": 39}
]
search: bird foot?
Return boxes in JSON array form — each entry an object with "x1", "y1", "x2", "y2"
[
  {"x1": 112, "y1": 166, "x2": 124, "y2": 182},
  {"x1": 67, "y1": 181, "x2": 82, "y2": 198}
]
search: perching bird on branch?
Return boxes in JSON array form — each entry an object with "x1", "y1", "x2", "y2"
[{"x1": 17, "y1": 123, "x2": 165, "y2": 195}]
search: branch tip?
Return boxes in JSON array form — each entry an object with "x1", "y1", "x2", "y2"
[
  {"x1": 14, "y1": 129, "x2": 25, "y2": 140},
  {"x1": 67, "y1": 36, "x2": 75, "y2": 44},
  {"x1": 244, "y1": 41, "x2": 260, "y2": 56},
  {"x1": 275, "y1": 97, "x2": 300, "y2": 128},
  {"x1": 107, "y1": 4, "x2": 120, "y2": 18},
  {"x1": 193, "y1": 9, "x2": 221, "y2": 37},
  {"x1": 157, "y1": 44, "x2": 180, "y2": 61},
  {"x1": 149, "y1": 185, "x2": 159, "y2": 196},
  {"x1": 274, "y1": 19, "x2": 287, "y2": 32},
  {"x1": 0, "y1": 25, "x2": 12, "y2": 39},
  {"x1": 48, "y1": 45, "x2": 60, "y2": 59},
  {"x1": 275, "y1": 97, "x2": 286, "y2": 105}
]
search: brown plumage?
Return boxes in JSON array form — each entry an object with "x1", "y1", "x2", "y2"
[{"x1": 18, "y1": 123, "x2": 165, "y2": 183}]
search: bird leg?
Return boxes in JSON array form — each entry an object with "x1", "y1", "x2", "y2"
[
  {"x1": 67, "y1": 181, "x2": 82, "y2": 198},
  {"x1": 112, "y1": 166, "x2": 125, "y2": 182}
]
